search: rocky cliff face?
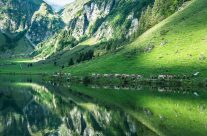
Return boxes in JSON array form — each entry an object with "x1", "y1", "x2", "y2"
[
  {"x1": 26, "y1": 3, "x2": 64, "y2": 45},
  {"x1": 0, "y1": 0, "x2": 187, "y2": 58},
  {"x1": 62, "y1": 0, "x2": 114, "y2": 40},
  {"x1": 0, "y1": 0, "x2": 151, "y2": 49},
  {"x1": 61, "y1": 0, "x2": 90, "y2": 24},
  {"x1": 0, "y1": 0, "x2": 42, "y2": 34},
  {"x1": 61, "y1": 0, "x2": 151, "y2": 41},
  {"x1": 0, "y1": 0, "x2": 64, "y2": 46},
  {"x1": 34, "y1": 0, "x2": 154, "y2": 59}
]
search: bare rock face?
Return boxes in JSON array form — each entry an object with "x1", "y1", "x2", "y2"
[
  {"x1": 26, "y1": 3, "x2": 64, "y2": 45},
  {"x1": 61, "y1": 0, "x2": 142, "y2": 41},
  {"x1": 0, "y1": 0, "x2": 148, "y2": 48},
  {"x1": 0, "y1": 0, "x2": 153, "y2": 56},
  {"x1": 63, "y1": 0, "x2": 115, "y2": 40},
  {"x1": 61, "y1": 0, "x2": 90, "y2": 24},
  {"x1": 34, "y1": 0, "x2": 150, "y2": 59},
  {"x1": 0, "y1": 0, "x2": 42, "y2": 34},
  {"x1": 0, "y1": 0, "x2": 64, "y2": 46}
]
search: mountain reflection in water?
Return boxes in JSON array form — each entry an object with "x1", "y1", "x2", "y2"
[
  {"x1": 0, "y1": 75, "x2": 207, "y2": 136},
  {"x1": 0, "y1": 75, "x2": 154, "y2": 136}
]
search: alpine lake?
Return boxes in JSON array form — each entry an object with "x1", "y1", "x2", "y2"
[{"x1": 0, "y1": 75, "x2": 207, "y2": 136}]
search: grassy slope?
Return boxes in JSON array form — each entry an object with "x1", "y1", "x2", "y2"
[
  {"x1": 64, "y1": 0, "x2": 207, "y2": 77},
  {"x1": 12, "y1": 37, "x2": 34, "y2": 55},
  {"x1": 1, "y1": 0, "x2": 207, "y2": 77},
  {"x1": 0, "y1": 32, "x2": 33, "y2": 56}
]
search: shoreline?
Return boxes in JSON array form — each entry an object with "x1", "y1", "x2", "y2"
[{"x1": 1, "y1": 72, "x2": 206, "y2": 88}]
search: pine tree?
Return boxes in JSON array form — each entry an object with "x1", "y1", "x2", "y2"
[{"x1": 68, "y1": 58, "x2": 74, "y2": 66}]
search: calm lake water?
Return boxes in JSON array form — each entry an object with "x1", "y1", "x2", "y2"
[{"x1": 0, "y1": 75, "x2": 207, "y2": 136}]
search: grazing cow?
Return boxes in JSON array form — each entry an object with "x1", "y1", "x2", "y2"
[{"x1": 114, "y1": 86, "x2": 120, "y2": 90}]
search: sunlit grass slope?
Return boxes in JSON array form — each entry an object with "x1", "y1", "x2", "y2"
[{"x1": 66, "y1": 0, "x2": 207, "y2": 76}]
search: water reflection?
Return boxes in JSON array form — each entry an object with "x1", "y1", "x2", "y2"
[
  {"x1": 0, "y1": 75, "x2": 207, "y2": 136},
  {"x1": 0, "y1": 75, "x2": 154, "y2": 136}
]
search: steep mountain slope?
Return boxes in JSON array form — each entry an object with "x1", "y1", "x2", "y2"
[
  {"x1": 0, "y1": 0, "x2": 42, "y2": 34},
  {"x1": 0, "y1": 31, "x2": 33, "y2": 58},
  {"x1": 35, "y1": 0, "x2": 150, "y2": 59},
  {"x1": 62, "y1": 0, "x2": 146, "y2": 40},
  {"x1": 34, "y1": 0, "x2": 189, "y2": 67},
  {"x1": 65, "y1": 0, "x2": 207, "y2": 76},
  {"x1": 61, "y1": 0, "x2": 189, "y2": 41},
  {"x1": 0, "y1": 0, "x2": 64, "y2": 56},
  {"x1": 26, "y1": 3, "x2": 64, "y2": 45},
  {"x1": 61, "y1": 0, "x2": 90, "y2": 24},
  {"x1": 35, "y1": 0, "x2": 187, "y2": 62}
]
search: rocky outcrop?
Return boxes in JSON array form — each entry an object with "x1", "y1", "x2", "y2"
[
  {"x1": 63, "y1": 0, "x2": 116, "y2": 40},
  {"x1": 0, "y1": 0, "x2": 149, "y2": 52},
  {"x1": 34, "y1": 0, "x2": 151, "y2": 59},
  {"x1": 61, "y1": 0, "x2": 143, "y2": 41},
  {"x1": 26, "y1": 3, "x2": 64, "y2": 45},
  {"x1": 0, "y1": 0, "x2": 43, "y2": 34},
  {"x1": 61, "y1": 0, "x2": 90, "y2": 24},
  {"x1": 0, "y1": 0, "x2": 64, "y2": 46}
]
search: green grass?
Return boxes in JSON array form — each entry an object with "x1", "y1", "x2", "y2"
[
  {"x1": 62, "y1": 0, "x2": 207, "y2": 77},
  {"x1": 0, "y1": 58, "x2": 59, "y2": 74},
  {"x1": 78, "y1": 37, "x2": 98, "y2": 46},
  {"x1": 0, "y1": 32, "x2": 33, "y2": 56}
]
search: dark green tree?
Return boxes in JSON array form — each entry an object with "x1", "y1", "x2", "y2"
[{"x1": 68, "y1": 58, "x2": 74, "y2": 66}]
